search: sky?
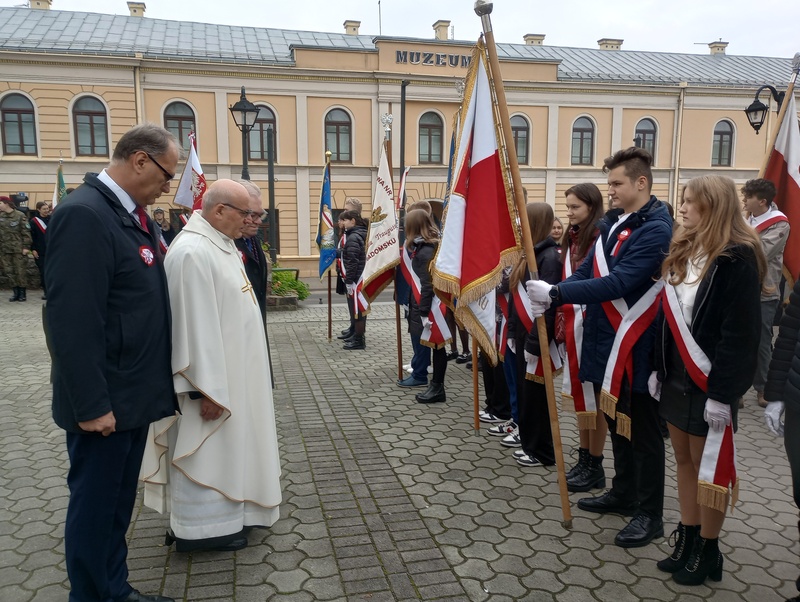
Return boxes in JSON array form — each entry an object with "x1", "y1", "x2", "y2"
[{"x1": 1, "y1": 0, "x2": 798, "y2": 59}]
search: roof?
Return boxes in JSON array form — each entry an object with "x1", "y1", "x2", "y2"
[{"x1": 0, "y1": 6, "x2": 792, "y2": 87}]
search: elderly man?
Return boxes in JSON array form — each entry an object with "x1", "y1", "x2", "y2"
[
  {"x1": 46, "y1": 124, "x2": 179, "y2": 602},
  {"x1": 141, "y1": 179, "x2": 281, "y2": 553}
]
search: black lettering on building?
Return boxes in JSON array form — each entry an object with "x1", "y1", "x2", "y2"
[
  {"x1": 449, "y1": 54, "x2": 460, "y2": 67},
  {"x1": 409, "y1": 51, "x2": 421, "y2": 65},
  {"x1": 461, "y1": 55, "x2": 472, "y2": 68},
  {"x1": 436, "y1": 53, "x2": 446, "y2": 66},
  {"x1": 396, "y1": 50, "x2": 408, "y2": 64},
  {"x1": 422, "y1": 52, "x2": 434, "y2": 65}
]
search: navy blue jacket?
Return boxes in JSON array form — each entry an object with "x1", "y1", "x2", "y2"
[
  {"x1": 558, "y1": 196, "x2": 673, "y2": 393},
  {"x1": 765, "y1": 275, "x2": 800, "y2": 406},
  {"x1": 46, "y1": 173, "x2": 177, "y2": 433}
]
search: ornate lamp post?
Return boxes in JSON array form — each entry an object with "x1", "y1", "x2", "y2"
[
  {"x1": 744, "y1": 85, "x2": 785, "y2": 134},
  {"x1": 228, "y1": 86, "x2": 259, "y2": 178}
]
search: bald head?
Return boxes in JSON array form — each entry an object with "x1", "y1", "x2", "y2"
[{"x1": 202, "y1": 179, "x2": 251, "y2": 239}]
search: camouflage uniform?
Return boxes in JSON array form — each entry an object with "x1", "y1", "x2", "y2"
[{"x1": 0, "y1": 207, "x2": 32, "y2": 294}]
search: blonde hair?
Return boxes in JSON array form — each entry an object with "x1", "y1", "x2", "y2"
[
  {"x1": 404, "y1": 208, "x2": 439, "y2": 248},
  {"x1": 344, "y1": 198, "x2": 362, "y2": 214},
  {"x1": 663, "y1": 175, "x2": 766, "y2": 286},
  {"x1": 510, "y1": 202, "x2": 555, "y2": 289}
]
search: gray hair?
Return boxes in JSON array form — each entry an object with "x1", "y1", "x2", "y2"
[
  {"x1": 202, "y1": 185, "x2": 225, "y2": 211},
  {"x1": 237, "y1": 180, "x2": 261, "y2": 199},
  {"x1": 112, "y1": 123, "x2": 183, "y2": 162}
]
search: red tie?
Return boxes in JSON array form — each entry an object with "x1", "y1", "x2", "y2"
[{"x1": 134, "y1": 206, "x2": 150, "y2": 234}]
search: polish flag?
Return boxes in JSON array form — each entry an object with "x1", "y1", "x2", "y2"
[
  {"x1": 764, "y1": 92, "x2": 800, "y2": 281},
  {"x1": 173, "y1": 132, "x2": 207, "y2": 211},
  {"x1": 431, "y1": 38, "x2": 521, "y2": 365}
]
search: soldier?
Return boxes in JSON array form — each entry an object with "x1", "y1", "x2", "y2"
[{"x1": 0, "y1": 195, "x2": 32, "y2": 302}]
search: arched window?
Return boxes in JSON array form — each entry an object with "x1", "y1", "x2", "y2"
[
  {"x1": 73, "y1": 96, "x2": 108, "y2": 157},
  {"x1": 511, "y1": 115, "x2": 529, "y2": 165},
  {"x1": 634, "y1": 118, "x2": 657, "y2": 159},
  {"x1": 325, "y1": 109, "x2": 352, "y2": 163},
  {"x1": 712, "y1": 120, "x2": 734, "y2": 167},
  {"x1": 249, "y1": 106, "x2": 277, "y2": 161},
  {"x1": 419, "y1": 112, "x2": 444, "y2": 164},
  {"x1": 571, "y1": 117, "x2": 594, "y2": 166},
  {"x1": 1, "y1": 93, "x2": 37, "y2": 155},
  {"x1": 164, "y1": 102, "x2": 196, "y2": 150}
]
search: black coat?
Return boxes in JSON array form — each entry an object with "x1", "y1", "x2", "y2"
[
  {"x1": 765, "y1": 277, "x2": 800, "y2": 406},
  {"x1": 342, "y1": 225, "x2": 367, "y2": 284},
  {"x1": 45, "y1": 173, "x2": 178, "y2": 433},
  {"x1": 236, "y1": 236, "x2": 268, "y2": 323},
  {"x1": 30, "y1": 214, "x2": 49, "y2": 257},
  {"x1": 407, "y1": 239, "x2": 437, "y2": 337},
  {"x1": 655, "y1": 244, "x2": 762, "y2": 406}
]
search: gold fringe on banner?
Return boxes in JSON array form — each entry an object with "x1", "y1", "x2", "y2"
[
  {"x1": 697, "y1": 481, "x2": 730, "y2": 514},
  {"x1": 420, "y1": 337, "x2": 453, "y2": 351},
  {"x1": 576, "y1": 411, "x2": 597, "y2": 431},
  {"x1": 616, "y1": 412, "x2": 631, "y2": 440},
  {"x1": 525, "y1": 368, "x2": 563, "y2": 383},
  {"x1": 600, "y1": 389, "x2": 618, "y2": 419}
]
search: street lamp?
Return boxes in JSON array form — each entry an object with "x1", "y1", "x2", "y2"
[
  {"x1": 228, "y1": 86, "x2": 260, "y2": 178},
  {"x1": 744, "y1": 85, "x2": 785, "y2": 135}
]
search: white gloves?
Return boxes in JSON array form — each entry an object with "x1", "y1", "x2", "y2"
[
  {"x1": 647, "y1": 371, "x2": 661, "y2": 402},
  {"x1": 524, "y1": 350, "x2": 535, "y2": 364},
  {"x1": 525, "y1": 280, "x2": 552, "y2": 316},
  {"x1": 764, "y1": 401, "x2": 785, "y2": 437},
  {"x1": 421, "y1": 316, "x2": 432, "y2": 330},
  {"x1": 346, "y1": 283, "x2": 355, "y2": 295},
  {"x1": 703, "y1": 399, "x2": 732, "y2": 432}
]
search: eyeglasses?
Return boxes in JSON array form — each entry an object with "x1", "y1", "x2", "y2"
[
  {"x1": 145, "y1": 152, "x2": 175, "y2": 182},
  {"x1": 221, "y1": 202, "x2": 255, "y2": 218}
]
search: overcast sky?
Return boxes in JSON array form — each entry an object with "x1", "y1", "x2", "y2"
[{"x1": 3, "y1": 0, "x2": 798, "y2": 59}]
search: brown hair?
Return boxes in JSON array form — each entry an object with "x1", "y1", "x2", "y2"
[
  {"x1": 404, "y1": 208, "x2": 439, "y2": 248},
  {"x1": 603, "y1": 146, "x2": 653, "y2": 191},
  {"x1": 408, "y1": 199, "x2": 432, "y2": 215},
  {"x1": 561, "y1": 183, "x2": 604, "y2": 258},
  {"x1": 510, "y1": 202, "x2": 555, "y2": 289},
  {"x1": 662, "y1": 175, "x2": 766, "y2": 287}
]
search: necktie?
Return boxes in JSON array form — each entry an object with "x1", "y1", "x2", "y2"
[
  {"x1": 248, "y1": 238, "x2": 260, "y2": 265},
  {"x1": 134, "y1": 206, "x2": 150, "y2": 234}
]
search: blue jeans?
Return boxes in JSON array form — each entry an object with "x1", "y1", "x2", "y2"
[
  {"x1": 410, "y1": 332, "x2": 431, "y2": 382},
  {"x1": 502, "y1": 347, "x2": 518, "y2": 422}
]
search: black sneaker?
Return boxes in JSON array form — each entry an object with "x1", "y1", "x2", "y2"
[{"x1": 455, "y1": 353, "x2": 470, "y2": 364}]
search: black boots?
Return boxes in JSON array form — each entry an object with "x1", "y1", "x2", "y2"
[
  {"x1": 337, "y1": 327, "x2": 354, "y2": 340},
  {"x1": 416, "y1": 382, "x2": 446, "y2": 404},
  {"x1": 343, "y1": 335, "x2": 365, "y2": 350},
  {"x1": 567, "y1": 453, "x2": 606, "y2": 492},
  {"x1": 566, "y1": 448, "x2": 589, "y2": 480},
  {"x1": 673, "y1": 535, "x2": 723, "y2": 585},
  {"x1": 657, "y1": 523, "x2": 700, "y2": 573},
  {"x1": 18, "y1": 287, "x2": 26, "y2": 302},
  {"x1": 9, "y1": 287, "x2": 19, "y2": 302}
]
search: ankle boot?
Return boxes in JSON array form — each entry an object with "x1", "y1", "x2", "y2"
[
  {"x1": 343, "y1": 334, "x2": 365, "y2": 350},
  {"x1": 567, "y1": 453, "x2": 605, "y2": 492},
  {"x1": 9, "y1": 287, "x2": 19, "y2": 302},
  {"x1": 673, "y1": 535, "x2": 723, "y2": 585},
  {"x1": 18, "y1": 287, "x2": 26, "y2": 302},
  {"x1": 416, "y1": 382, "x2": 446, "y2": 404},
  {"x1": 657, "y1": 523, "x2": 700, "y2": 573},
  {"x1": 337, "y1": 327, "x2": 354, "y2": 340},
  {"x1": 566, "y1": 448, "x2": 589, "y2": 480}
]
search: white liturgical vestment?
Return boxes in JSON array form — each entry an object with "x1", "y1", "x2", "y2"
[{"x1": 141, "y1": 212, "x2": 281, "y2": 539}]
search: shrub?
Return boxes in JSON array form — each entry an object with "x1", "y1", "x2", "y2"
[{"x1": 272, "y1": 269, "x2": 310, "y2": 300}]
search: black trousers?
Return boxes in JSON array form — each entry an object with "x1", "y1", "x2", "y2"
[
  {"x1": 480, "y1": 352, "x2": 511, "y2": 420},
  {"x1": 513, "y1": 334, "x2": 555, "y2": 464},
  {"x1": 785, "y1": 399, "x2": 800, "y2": 509},
  {"x1": 65, "y1": 426, "x2": 148, "y2": 602},
  {"x1": 605, "y1": 384, "x2": 665, "y2": 519},
  {"x1": 35, "y1": 256, "x2": 46, "y2": 294},
  {"x1": 431, "y1": 347, "x2": 447, "y2": 384}
]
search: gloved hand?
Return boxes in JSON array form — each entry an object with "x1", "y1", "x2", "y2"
[
  {"x1": 421, "y1": 316, "x2": 432, "y2": 330},
  {"x1": 764, "y1": 401, "x2": 785, "y2": 437},
  {"x1": 526, "y1": 280, "x2": 552, "y2": 308},
  {"x1": 524, "y1": 350, "x2": 535, "y2": 364},
  {"x1": 647, "y1": 371, "x2": 661, "y2": 401},
  {"x1": 703, "y1": 399, "x2": 732, "y2": 432},
  {"x1": 507, "y1": 338, "x2": 516, "y2": 355},
  {"x1": 530, "y1": 301, "x2": 548, "y2": 318},
  {"x1": 346, "y1": 283, "x2": 355, "y2": 295}
]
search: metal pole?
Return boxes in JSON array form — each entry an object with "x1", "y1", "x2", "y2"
[
  {"x1": 241, "y1": 123, "x2": 250, "y2": 180},
  {"x1": 267, "y1": 125, "x2": 277, "y2": 264}
]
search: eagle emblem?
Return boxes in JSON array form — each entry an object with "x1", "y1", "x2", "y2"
[{"x1": 371, "y1": 207, "x2": 387, "y2": 223}]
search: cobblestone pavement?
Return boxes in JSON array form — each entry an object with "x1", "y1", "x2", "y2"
[{"x1": 1, "y1": 294, "x2": 798, "y2": 601}]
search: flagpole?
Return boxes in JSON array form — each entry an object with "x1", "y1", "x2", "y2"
[
  {"x1": 326, "y1": 151, "x2": 333, "y2": 341},
  {"x1": 475, "y1": 0, "x2": 572, "y2": 529},
  {"x1": 757, "y1": 53, "x2": 800, "y2": 178},
  {"x1": 472, "y1": 338, "x2": 480, "y2": 435}
]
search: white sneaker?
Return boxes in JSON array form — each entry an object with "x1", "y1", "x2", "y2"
[
  {"x1": 500, "y1": 428, "x2": 521, "y2": 448},
  {"x1": 512, "y1": 449, "x2": 527, "y2": 459},
  {"x1": 516, "y1": 453, "x2": 542, "y2": 467},
  {"x1": 478, "y1": 410, "x2": 505, "y2": 424},
  {"x1": 403, "y1": 363, "x2": 412, "y2": 371},
  {"x1": 427, "y1": 365, "x2": 433, "y2": 374},
  {"x1": 487, "y1": 420, "x2": 517, "y2": 437}
]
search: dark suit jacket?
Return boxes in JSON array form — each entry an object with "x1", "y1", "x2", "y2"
[
  {"x1": 45, "y1": 173, "x2": 178, "y2": 433},
  {"x1": 236, "y1": 236, "x2": 268, "y2": 323}
]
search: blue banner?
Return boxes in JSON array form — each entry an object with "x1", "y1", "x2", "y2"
[{"x1": 315, "y1": 164, "x2": 336, "y2": 279}]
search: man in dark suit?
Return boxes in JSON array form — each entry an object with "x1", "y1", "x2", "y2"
[
  {"x1": 46, "y1": 123, "x2": 180, "y2": 602},
  {"x1": 236, "y1": 180, "x2": 274, "y2": 387}
]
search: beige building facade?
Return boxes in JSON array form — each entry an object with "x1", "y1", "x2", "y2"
[{"x1": 0, "y1": 2, "x2": 796, "y2": 276}]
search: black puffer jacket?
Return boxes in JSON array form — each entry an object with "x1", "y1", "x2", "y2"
[
  {"x1": 342, "y1": 225, "x2": 367, "y2": 284},
  {"x1": 407, "y1": 238, "x2": 437, "y2": 337},
  {"x1": 765, "y1": 277, "x2": 800, "y2": 406},
  {"x1": 655, "y1": 244, "x2": 762, "y2": 406}
]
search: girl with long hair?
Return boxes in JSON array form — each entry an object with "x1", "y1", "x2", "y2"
[
  {"x1": 339, "y1": 209, "x2": 368, "y2": 350},
  {"x1": 655, "y1": 175, "x2": 765, "y2": 585}
]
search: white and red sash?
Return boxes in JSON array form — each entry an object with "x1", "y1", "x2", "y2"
[
  {"x1": 525, "y1": 339, "x2": 563, "y2": 383},
  {"x1": 179, "y1": 213, "x2": 190, "y2": 227},
  {"x1": 509, "y1": 278, "x2": 563, "y2": 380},
  {"x1": 750, "y1": 208, "x2": 788, "y2": 233},
  {"x1": 511, "y1": 281, "x2": 535, "y2": 334},
  {"x1": 158, "y1": 231, "x2": 168, "y2": 255},
  {"x1": 497, "y1": 292, "x2": 509, "y2": 361},
  {"x1": 593, "y1": 234, "x2": 663, "y2": 428},
  {"x1": 400, "y1": 246, "x2": 452, "y2": 348},
  {"x1": 561, "y1": 247, "x2": 598, "y2": 428},
  {"x1": 661, "y1": 282, "x2": 738, "y2": 512},
  {"x1": 32, "y1": 217, "x2": 47, "y2": 233}
]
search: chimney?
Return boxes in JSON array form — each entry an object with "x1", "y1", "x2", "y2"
[
  {"x1": 127, "y1": 2, "x2": 146, "y2": 17},
  {"x1": 523, "y1": 34, "x2": 545, "y2": 46},
  {"x1": 709, "y1": 40, "x2": 728, "y2": 55},
  {"x1": 29, "y1": 0, "x2": 52, "y2": 9},
  {"x1": 598, "y1": 38, "x2": 623, "y2": 51},
  {"x1": 433, "y1": 20, "x2": 451, "y2": 41},
  {"x1": 343, "y1": 20, "x2": 361, "y2": 36}
]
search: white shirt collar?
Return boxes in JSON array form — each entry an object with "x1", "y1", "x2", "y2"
[{"x1": 97, "y1": 169, "x2": 138, "y2": 215}]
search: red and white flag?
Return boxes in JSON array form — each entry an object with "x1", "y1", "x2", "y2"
[
  {"x1": 396, "y1": 166, "x2": 411, "y2": 212},
  {"x1": 764, "y1": 91, "x2": 800, "y2": 281},
  {"x1": 173, "y1": 132, "x2": 207, "y2": 212},
  {"x1": 431, "y1": 39, "x2": 521, "y2": 365},
  {"x1": 354, "y1": 143, "x2": 400, "y2": 316}
]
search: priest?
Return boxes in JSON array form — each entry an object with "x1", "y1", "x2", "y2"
[{"x1": 141, "y1": 179, "x2": 282, "y2": 553}]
